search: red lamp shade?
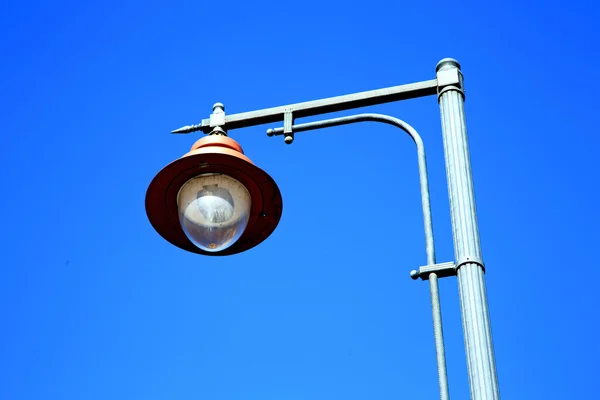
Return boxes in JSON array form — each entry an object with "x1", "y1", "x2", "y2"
[{"x1": 145, "y1": 135, "x2": 283, "y2": 256}]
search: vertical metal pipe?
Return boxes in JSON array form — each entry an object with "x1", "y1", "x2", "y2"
[
  {"x1": 415, "y1": 122, "x2": 450, "y2": 400},
  {"x1": 429, "y1": 273, "x2": 450, "y2": 400},
  {"x1": 415, "y1": 129, "x2": 450, "y2": 400},
  {"x1": 437, "y1": 59, "x2": 500, "y2": 400}
]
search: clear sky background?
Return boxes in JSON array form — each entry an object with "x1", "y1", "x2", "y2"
[{"x1": 1, "y1": 1, "x2": 599, "y2": 399}]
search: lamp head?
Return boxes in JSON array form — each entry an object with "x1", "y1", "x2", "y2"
[{"x1": 146, "y1": 135, "x2": 283, "y2": 256}]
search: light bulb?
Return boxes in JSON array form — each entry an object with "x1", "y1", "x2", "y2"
[{"x1": 177, "y1": 174, "x2": 251, "y2": 252}]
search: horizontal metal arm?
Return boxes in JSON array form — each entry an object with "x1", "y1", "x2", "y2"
[{"x1": 172, "y1": 79, "x2": 438, "y2": 134}]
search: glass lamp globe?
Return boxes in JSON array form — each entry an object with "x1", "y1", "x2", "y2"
[{"x1": 177, "y1": 173, "x2": 251, "y2": 252}]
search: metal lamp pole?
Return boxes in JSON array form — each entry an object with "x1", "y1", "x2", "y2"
[
  {"x1": 170, "y1": 58, "x2": 500, "y2": 399},
  {"x1": 436, "y1": 59, "x2": 500, "y2": 399}
]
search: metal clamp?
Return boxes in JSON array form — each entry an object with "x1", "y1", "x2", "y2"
[
  {"x1": 455, "y1": 255, "x2": 485, "y2": 273},
  {"x1": 410, "y1": 256, "x2": 485, "y2": 281}
]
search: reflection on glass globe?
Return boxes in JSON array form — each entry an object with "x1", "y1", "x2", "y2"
[{"x1": 177, "y1": 174, "x2": 251, "y2": 252}]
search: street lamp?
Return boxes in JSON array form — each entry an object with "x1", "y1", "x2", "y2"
[{"x1": 146, "y1": 58, "x2": 500, "y2": 400}]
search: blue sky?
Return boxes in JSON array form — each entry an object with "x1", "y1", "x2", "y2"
[{"x1": 1, "y1": 1, "x2": 598, "y2": 399}]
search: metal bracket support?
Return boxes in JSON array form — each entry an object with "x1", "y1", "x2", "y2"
[
  {"x1": 208, "y1": 103, "x2": 227, "y2": 136},
  {"x1": 171, "y1": 79, "x2": 439, "y2": 134},
  {"x1": 411, "y1": 256, "x2": 485, "y2": 281},
  {"x1": 283, "y1": 110, "x2": 294, "y2": 144},
  {"x1": 411, "y1": 262, "x2": 457, "y2": 280}
]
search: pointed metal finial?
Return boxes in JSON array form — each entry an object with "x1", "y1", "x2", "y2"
[{"x1": 171, "y1": 124, "x2": 202, "y2": 134}]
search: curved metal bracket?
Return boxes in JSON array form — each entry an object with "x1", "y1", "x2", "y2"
[
  {"x1": 267, "y1": 113, "x2": 450, "y2": 400},
  {"x1": 266, "y1": 113, "x2": 436, "y2": 267}
]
